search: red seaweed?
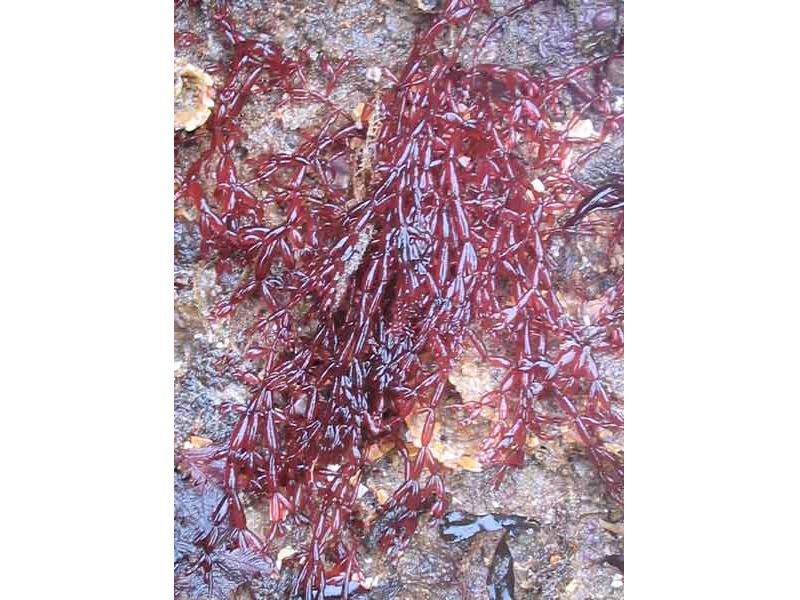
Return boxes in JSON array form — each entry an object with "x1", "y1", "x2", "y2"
[{"x1": 175, "y1": 0, "x2": 623, "y2": 597}]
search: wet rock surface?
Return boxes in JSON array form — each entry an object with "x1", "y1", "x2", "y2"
[{"x1": 175, "y1": 1, "x2": 623, "y2": 598}]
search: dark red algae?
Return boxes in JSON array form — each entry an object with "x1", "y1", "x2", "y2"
[{"x1": 175, "y1": 0, "x2": 623, "y2": 597}]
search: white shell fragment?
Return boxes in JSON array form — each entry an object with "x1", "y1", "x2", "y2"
[{"x1": 174, "y1": 60, "x2": 215, "y2": 132}]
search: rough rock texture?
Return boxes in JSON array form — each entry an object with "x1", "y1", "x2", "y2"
[{"x1": 175, "y1": 1, "x2": 623, "y2": 598}]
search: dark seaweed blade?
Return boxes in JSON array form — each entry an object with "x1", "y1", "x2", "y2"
[
  {"x1": 487, "y1": 531, "x2": 514, "y2": 600},
  {"x1": 440, "y1": 511, "x2": 539, "y2": 543},
  {"x1": 564, "y1": 183, "x2": 624, "y2": 227}
]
